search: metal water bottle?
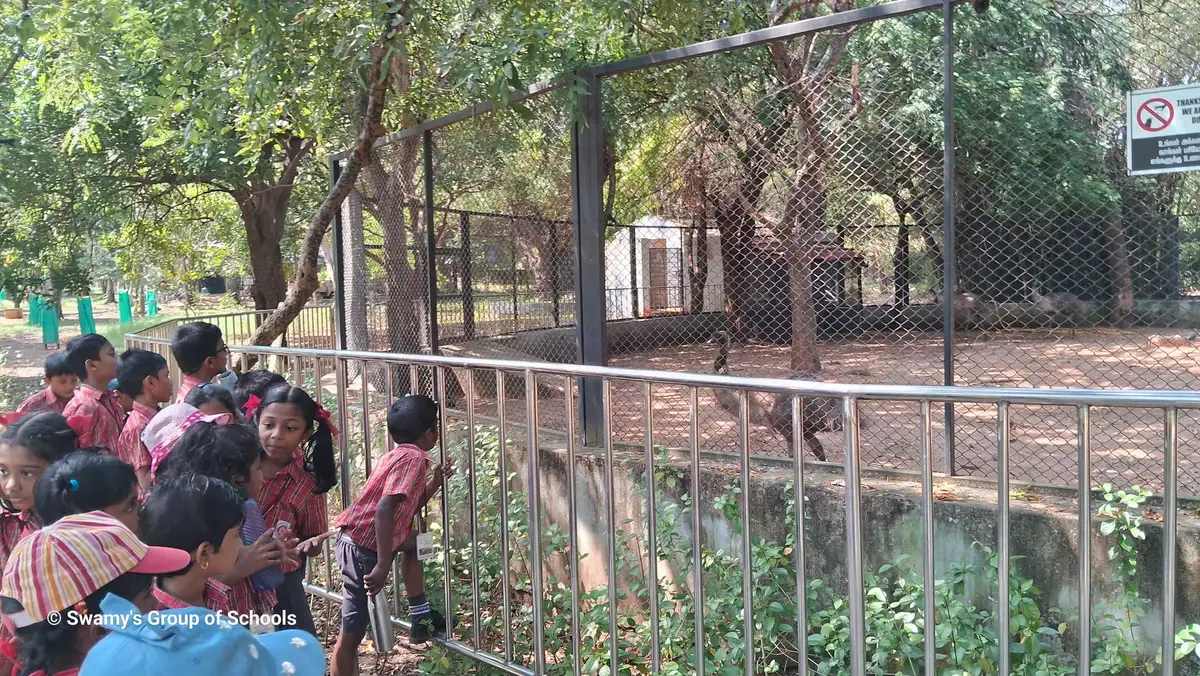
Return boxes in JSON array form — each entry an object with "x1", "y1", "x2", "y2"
[{"x1": 368, "y1": 593, "x2": 395, "y2": 653}]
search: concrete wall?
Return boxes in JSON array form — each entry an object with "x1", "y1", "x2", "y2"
[{"x1": 506, "y1": 439, "x2": 1200, "y2": 649}]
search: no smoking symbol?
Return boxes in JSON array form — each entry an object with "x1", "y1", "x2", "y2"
[{"x1": 1137, "y1": 98, "x2": 1174, "y2": 132}]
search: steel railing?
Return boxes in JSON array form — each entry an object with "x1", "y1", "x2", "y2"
[
  {"x1": 122, "y1": 330, "x2": 1197, "y2": 676},
  {"x1": 129, "y1": 305, "x2": 335, "y2": 386}
]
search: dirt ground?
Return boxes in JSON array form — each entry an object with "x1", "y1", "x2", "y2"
[{"x1": 436, "y1": 328, "x2": 1200, "y2": 495}]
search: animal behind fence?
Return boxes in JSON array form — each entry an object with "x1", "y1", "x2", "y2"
[{"x1": 708, "y1": 331, "x2": 841, "y2": 460}]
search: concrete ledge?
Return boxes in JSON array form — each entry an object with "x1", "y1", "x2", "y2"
[{"x1": 501, "y1": 437, "x2": 1200, "y2": 651}]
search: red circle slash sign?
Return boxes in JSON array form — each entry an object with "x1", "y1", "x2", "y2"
[{"x1": 1137, "y1": 98, "x2": 1174, "y2": 132}]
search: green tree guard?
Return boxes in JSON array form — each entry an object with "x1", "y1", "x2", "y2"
[
  {"x1": 28, "y1": 296, "x2": 42, "y2": 327},
  {"x1": 42, "y1": 303, "x2": 59, "y2": 348},
  {"x1": 118, "y1": 291, "x2": 133, "y2": 324},
  {"x1": 146, "y1": 290, "x2": 158, "y2": 317},
  {"x1": 78, "y1": 297, "x2": 97, "y2": 334}
]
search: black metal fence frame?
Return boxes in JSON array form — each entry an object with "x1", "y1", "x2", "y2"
[{"x1": 330, "y1": 0, "x2": 968, "y2": 450}]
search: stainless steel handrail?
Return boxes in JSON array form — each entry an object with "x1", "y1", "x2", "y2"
[{"x1": 121, "y1": 335, "x2": 1191, "y2": 676}]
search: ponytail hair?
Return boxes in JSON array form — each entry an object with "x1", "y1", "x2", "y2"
[
  {"x1": 35, "y1": 452, "x2": 138, "y2": 525},
  {"x1": 257, "y1": 385, "x2": 337, "y2": 494}
]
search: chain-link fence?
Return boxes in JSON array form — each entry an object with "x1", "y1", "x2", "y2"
[{"x1": 333, "y1": 0, "x2": 1200, "y2": 493}]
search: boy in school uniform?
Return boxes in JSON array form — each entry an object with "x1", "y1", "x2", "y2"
[
  {"x1": 61, "y1": 334, "x2": 125, "y2": 451},
  {"x1": 15, "y1": 353, "x2": 77, "y2": 415},
  {"x1": 330, "y1": 395, "x2": 454, "y2": 676},
  {"x1": 170, "y1": 322, "x2": 230, "y2": 404},
  {"x1": 115, "y1": 349, "x2": 173, "y2": 490}
]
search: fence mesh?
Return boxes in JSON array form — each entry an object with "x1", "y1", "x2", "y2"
[{"x1": 336, "y1": 0, "x2": 1200, "y2": 493}]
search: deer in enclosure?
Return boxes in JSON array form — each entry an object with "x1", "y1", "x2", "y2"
[
  {"x1": 707, "y1": 331, "x2": 841, "y2": 461},
  {"x1": 1025, "y1": 280, "x2": 1084, "y2": 338},
  {"x1": 952, "y1": 290, "x2": 980, "y2": 330}
]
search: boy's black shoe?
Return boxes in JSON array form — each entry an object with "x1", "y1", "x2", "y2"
[
  {"x1": 430, "y1": 609, "x2": 448, "y2": 634},
  {"x1": 410, "y1": 617, "x2": 434, "y2": 644}
]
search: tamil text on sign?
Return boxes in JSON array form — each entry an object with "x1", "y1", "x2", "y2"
[{"x1": 1127, "y1": 83, "x2": 1200, "y2": 176}]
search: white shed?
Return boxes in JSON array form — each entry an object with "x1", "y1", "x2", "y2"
[{"x1": 604, "y1": 216, "x2": 725, "y2": 320}]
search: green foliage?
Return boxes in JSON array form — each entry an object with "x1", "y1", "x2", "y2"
[{"x1": 413, "y1": 427, "x2": 1199, "y2": 676}]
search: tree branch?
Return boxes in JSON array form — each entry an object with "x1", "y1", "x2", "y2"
[{"x1": 250, "y1": 5, "x2": 403, "y2": 345}]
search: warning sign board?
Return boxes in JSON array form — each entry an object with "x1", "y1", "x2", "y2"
[{"x1": 1128, "y1": 83, "x2": 1200, "y2": 176}]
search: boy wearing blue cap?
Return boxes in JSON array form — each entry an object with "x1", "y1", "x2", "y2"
[{"x1": 80, "y1": 594, "x2": 326, "y2": 676}]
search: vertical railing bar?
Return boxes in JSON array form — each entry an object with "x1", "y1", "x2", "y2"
[
  {"x1": 997, "y1": 401, "x2": 1011, "y2": 676},
  {"x1": 293, "y1": 349, "x2": 302, "y2": 384},
  {"x1": 602, "y1": 379, "x2": 618, "y2": 674},
  {"x1": 525, "y1": 369, "x2": 546, "y2": 675},
  {"x1": 920, "y1": 400, "x2": 935, "y2": 676},
  {"x1": 1077, "y1": 404, "x2": 1091, "y2": 673},
  {"x1": 496, "y1": 371, "x2": 513, "y2": 664},
  {"x1": 388, "y1": 366, "x2": 403, "y2": 609},
  {"x1": 844, "y1": 396, "x2": 865, "y2": 676},
  {"x1": 689, "y1": 387, "x2": 704, "y2": 676},
  {"x1": 361, "y1": 361, "x2": 372, "y2": 479},
  {"x1": 335, "y1": 358, "x2": 352, "y2": 510},
  {"x1": 1163, "y1": 407, "x2": 1178, "y2": 676},
  {"x1": 738, "y1": 390, "x2": 754, "y2": 676},
  {"x1": 792, "y1": 395, "x2": 808, "y2": 676},
  {"x1": 435, "y1": 368, "x2": 453, "y2": 646},
  {"x1": 410, "y1": 364, "x2": 420, "y2": 397},
  {"x1": 564, "y1": 375, "x2": 581, "y2": 676},
  {"x1": 466, "y1": 369, "x2": 481, "y2": 649},
  {"x1": 642, "y1": 381, "x2": 661, "y2": 673}
]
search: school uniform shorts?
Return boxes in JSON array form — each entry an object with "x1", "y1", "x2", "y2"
[{"x1": 335, "y1": 535, "x2": 379, "y2": 633}]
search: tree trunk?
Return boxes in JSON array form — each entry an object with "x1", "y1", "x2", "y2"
[
  {"x1": 688, "y1": 218, "x2": 708, "y2": 314},
  {"x1": 105, "y1": 279, "x2": 116, "y2": 304},
  {"x1": 713, "y1": 201, "x2": 757, "y2": 342},
  {"x1": 342, "y1": 189, "x2": 372, "y2": 354},
  {"x1": 787, "y1": 170, "x2": 825, "y2": 374},
  {"x1": 135, "y1": 281, "x2": 145, "y2": 316},
  {"x1": 243, "y1": 204, "x2": 290, "y2": 312},
  {"x1": 250, "y1": 26, "x2": 400, "y2": 348},
  {"x1": 1104, "y1": 210, "x2": 1134, "y2": 328}
]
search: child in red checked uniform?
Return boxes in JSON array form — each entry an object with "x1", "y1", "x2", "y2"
[
  {"x1": 248, "y1": 385, "x2": 338, "y2": 636},
  {"x1": 330, "y1": 394, "x2": 453, "y2": 676}
]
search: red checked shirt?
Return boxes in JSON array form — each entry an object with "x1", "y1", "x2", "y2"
[
  {"x1": 225, "y1": 578, "x2": 277, "y2": 617},
  {"x1": 116, "y1": 402, "x2": 157, "y2": 474},
  {"x1": 259, "y1": 450, "x2": 327, "y2": 574},
  {"x1": 175, "y1": 374, "x2": 207, "y2": 404},
  {"x1": 62, "y1": 384, "x2": 126, "y2": 452},
  {"x1": 15, "y1": 388, "x2": 70, "y2": 416},
  {"x1": 152, "y1": 580, "x2": 234, "y2": 613},
  {"x1": 334, "y1": 444, "x2": 430, "y2": 556},
  {"x1": 0, "y1": 511, "x2": 37, "y2": 574}
]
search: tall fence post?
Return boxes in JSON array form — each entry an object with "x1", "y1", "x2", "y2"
[
  {"x1": 571, "y1": 71, "x2": 608, "y2": 447},
  {"x1": 330, "y1": 157, "x2": 348, "y2": 352},
  {"x1": 461, "y1": 212, "x2": 475, "y2": 340},
  {"x1": 424, "y1": 130, "x2": 439, "y2": 358},
  {"x1": 629, "y1": 225, "x2": 639, "y2": 319},
  {"x1": 549, "y1": 221, "x2": 561, "y2": 327},
  {"x1": 511, "y1": 222, "x2": 520, "y2": 332},
  {"x1": 941, "y1": 0, "x2": 957, "y2": 476}
]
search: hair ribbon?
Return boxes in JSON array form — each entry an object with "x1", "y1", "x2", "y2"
[
  {"x1": 242, "y1": 394, "x2": 262, "y2": 417},
  {"x1": 314, "y1": 404, "x2": 339, "y2": 437}
]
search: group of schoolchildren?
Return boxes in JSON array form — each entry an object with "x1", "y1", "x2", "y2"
[{"x1": 0, "y1": 321, "x2": 455, "y2": 676}]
